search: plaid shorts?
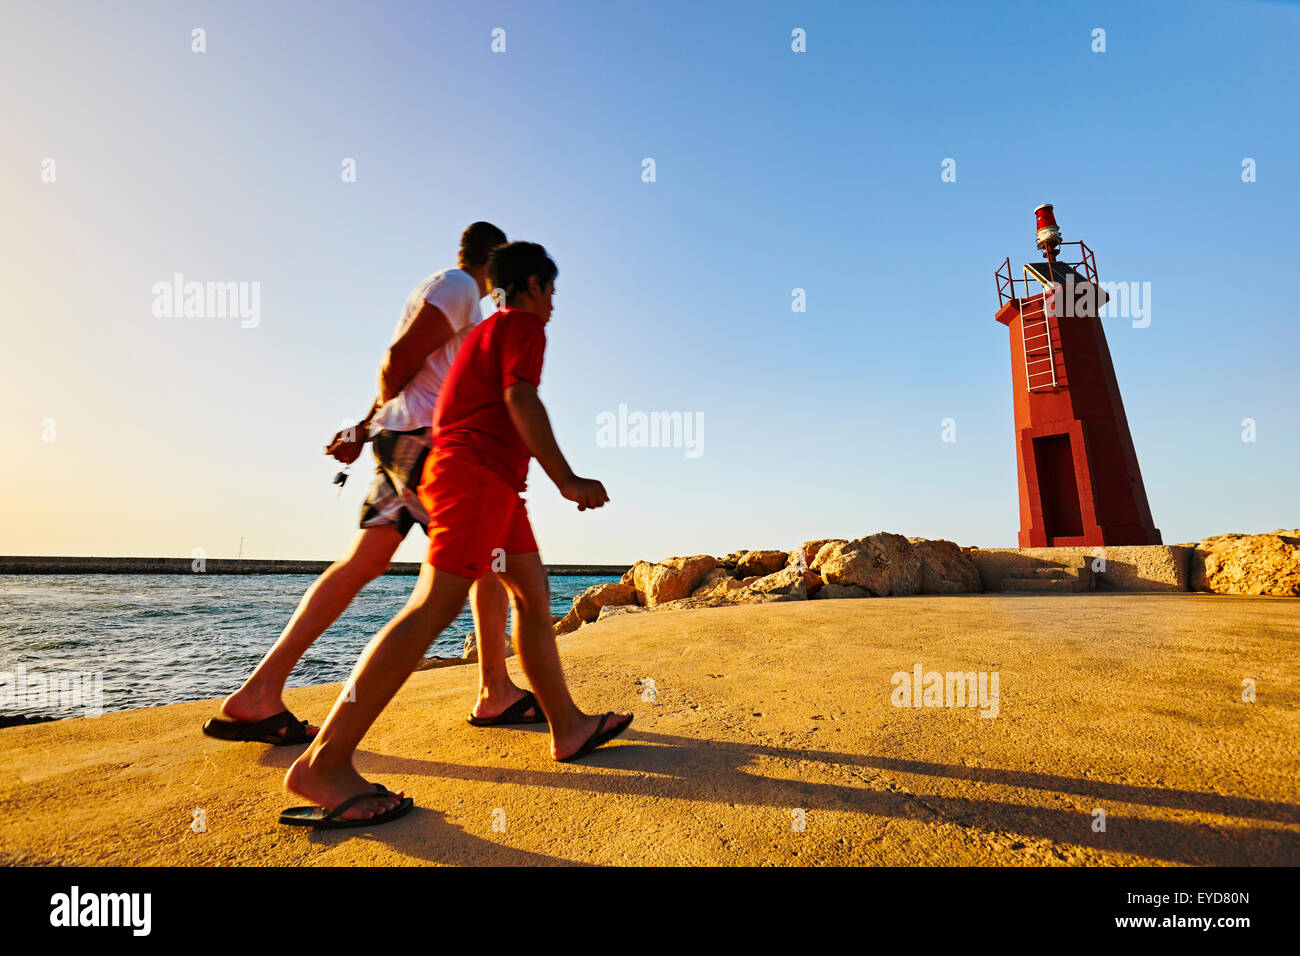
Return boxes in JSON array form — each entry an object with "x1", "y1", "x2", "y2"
[{"x1": 359, "y1": 428, "x2": 432, "y2": 535}]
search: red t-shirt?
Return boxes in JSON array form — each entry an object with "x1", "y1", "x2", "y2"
[{"x1": 432, "y1": 307, "x2": 546, "y2": 492}]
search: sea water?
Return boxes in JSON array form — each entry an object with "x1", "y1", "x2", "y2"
[{"x1": 0, "y1": 573, "x2": 618, "y2": 721}]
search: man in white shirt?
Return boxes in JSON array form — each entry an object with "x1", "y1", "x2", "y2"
[{"x1": 204, "y1": 222, "x2": 545, "y2": 745}]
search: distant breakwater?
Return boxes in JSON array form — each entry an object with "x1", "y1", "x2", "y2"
[{"x1": 0, "y1": 556, "x2": 630, "y2": 577}]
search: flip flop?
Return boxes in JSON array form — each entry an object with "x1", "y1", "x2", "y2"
[
  {"x1": 202, "y1": 709, "x2": 315, "y2": 746},
  {"x1": 558, "y1": 712, "x2": 633, "y2": 762},
  {"x1": 466, "y1": 690, "x2": 548, "y2": 727},
  {"x1": 279, "y1": 784, "x2": 414, "y2": 829}
]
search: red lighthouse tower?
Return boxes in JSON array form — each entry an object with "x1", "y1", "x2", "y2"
[{"x1": 993, "y1": 205, "x2": 1161, "y2": 548}]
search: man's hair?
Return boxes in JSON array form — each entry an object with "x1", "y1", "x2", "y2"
[
  {"x1": 488, "y1": 241, "x2": 558, "y2": 304},
  {"x1": 459, "y1": 221, "x2": 508, "y2": 268}
]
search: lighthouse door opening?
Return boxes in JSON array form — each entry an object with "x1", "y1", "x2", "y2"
[{"x1": 1033, "y1": 434, "x2": 1084, "y2": 542}]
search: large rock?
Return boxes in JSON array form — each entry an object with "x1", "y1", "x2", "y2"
[
  {"x1": 908, "y1": 538, "x2": 983, "y2": 594},
  {"x1": 669, "y1": 554, "x2": 718, "y2": 579},
  {"x1": 554, "y1": 607, "x2": 584, "y2": 635},
  {"x1": 692, "y1": 568, "x2": 748, "y2": 598},
  {"x1": 691, "y1": 567, "x2": 728, "y2": 595},
  {"x1": 718, "y1": 551, "x2": 746, "y2": 571},
  {"x1": 734, "y1": 550, "x2": 790, "y2": 577},
  {"x1": 636, "y1": 589, "x2": 799, "y2": 613},
  {"x1": 803, "y1": 569, "x2": 824, "y2": 597},
  {"x1": 745, "y1": 566, "x2": 824, "y2": 599},
  {"x1": 813, "y1": 583, "x2": 871, "y2": 600},
  {"x1": 748, "y1": 566, "x2": 807, "y2": 599},
  {"x1": 595, "y1": 583, "x2": 801, "y2": 618},
  {"x1": 801, "y1": 539, "x2": 846, "y2": 568},
  {"x1": 811, "y1": 532, "x2": 922, "y2": 596},
  {"x1": 573, "y1": 582, "x2": 637, "y2": 622},
  {"x1": 629, "y1": 555, "x2": 718, "y2": 606},
  {"x1": 1192, "y1": 530, "x2": 1300, "y2": 596}
]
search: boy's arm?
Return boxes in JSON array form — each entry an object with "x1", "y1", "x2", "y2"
[
  {"x1": 504, "y1": 382, "x2": 609, "y2": 510},
  {"x1": 379, "y1": 302, "x2": 456, "y2": 402}
]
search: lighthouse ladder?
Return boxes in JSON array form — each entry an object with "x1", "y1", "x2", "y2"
[{"x1": 1020, "y1": 271, "x2": 1058, "y2": 392}]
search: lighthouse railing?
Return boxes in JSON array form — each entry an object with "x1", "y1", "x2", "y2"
[
  {"x1": 1076, "y1": 241, "x2": 1098, "y2": 286},
  {"x1": 995, "y1": 256, "x2": 1016, "y2": 308},
  {"x1": 995, "y1": 242, "x2": 1098, "y2": 302}
]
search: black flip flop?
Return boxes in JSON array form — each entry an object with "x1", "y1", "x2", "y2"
[
  {"x1": 202, "y1": 709, "x2": 315, "y2": 746},
  {"x1": 558, "y1": 712, "x2": 633, "y2": 762},
  {"x1": 466, "y1": 690, "x2": 548, "y2": 727},
  {"x1": 279, "y1": 785, "x2": 414, "y2": 829}
]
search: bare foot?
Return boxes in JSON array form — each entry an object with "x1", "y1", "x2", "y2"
[
  {"x1": 221, "y1": 687, "x2": 320, "y2": 739},
  {"x1": 551, "y1": 711, "x2": 632, "y2": 761},
  {"x1": 284, "y1": 756, "x2": 405, "y2": 821},
  {"x1": 471, "y1": 684, "x2": 540, "y2": 721}
]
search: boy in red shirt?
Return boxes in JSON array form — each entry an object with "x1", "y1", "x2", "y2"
[{"x1": 280, "y1": 242, "x2": 631, "y2": 827}]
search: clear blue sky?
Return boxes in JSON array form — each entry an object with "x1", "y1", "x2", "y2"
[{"x1": 1, "y1": 0, "x2": 1296, "y2": 564}]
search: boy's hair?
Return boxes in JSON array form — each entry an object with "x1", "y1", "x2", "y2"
[
  {"x1": 488, "y1": 241, "x2": 558, "y2": 304},
  {"x1": 459, "y1": 221, "x2": 508, "y2": 268}
]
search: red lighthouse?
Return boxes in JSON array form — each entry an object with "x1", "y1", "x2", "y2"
[{"x1": 993, "y1": 205, "x2": 1161, "y2": 548}]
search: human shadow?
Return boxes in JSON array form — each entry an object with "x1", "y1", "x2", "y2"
[
  {"x1": 333, "y1": 727, "x2": 1299, "y2": 866},
  {"x1": 298, "y1": 804, "x2": 588, "y2": 866},
  {"x1": 255, "y1": 732, "x2": 587, "y2": 864}
]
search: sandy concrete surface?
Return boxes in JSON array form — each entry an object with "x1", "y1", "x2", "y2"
[{"x1": 1, "y1": 594, "x2": 1296, "y2": 866}]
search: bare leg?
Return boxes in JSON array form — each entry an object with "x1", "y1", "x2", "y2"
[
  {"x1": 468, "y1": 573, "x2": 538, "y2": 720},
  {"x1": 221, "y1": 525, "x2": 403, "y2": 735},
  {"x1": 495, "y1": 552, "x2": 630, "y2": 760},
  {"x1": 284, "y1": 563, "x2": 472, "y2": 819}
]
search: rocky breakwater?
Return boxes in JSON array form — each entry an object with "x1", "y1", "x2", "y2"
[
  {"x1": 1191, "y1": 529, "x2": 1300, "y2": 596},
  {"x1": 553, "y1": 533, "x2": 983, "y2": 635}
]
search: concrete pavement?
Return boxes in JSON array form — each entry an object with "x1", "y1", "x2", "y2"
[{"x1": 1, "y1": 594, "x2": 1296, "y2": 866}]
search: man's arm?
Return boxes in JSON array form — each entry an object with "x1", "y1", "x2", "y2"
[
  {"x1": 355, "y1": 398, "x2": 380, "y2": 432},
  {"x1": 504, "y1": 382, "x2": 608, "y2": 510},
  {"x1": 325, "y1": 398, "x2": 379, "y2": 463},
  {"x1": 325, "y1": 299, "x2": 456, "y2": 463},
  {"x1": 379, "y1": 301, "x2": 457, "y2": 402}
]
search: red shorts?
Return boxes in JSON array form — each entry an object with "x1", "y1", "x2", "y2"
[{"x1": 417, "y1": 447, "x2": 538, "y2": 578}]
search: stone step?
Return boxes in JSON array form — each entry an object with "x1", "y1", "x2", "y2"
[
  {"x1": 1024, "y1": 567, "x2": 1072, "y2": 579},
  {"x1": 1020, "y1": 560, "x2": 1094, "y2": 585},
  {"x1": 1002, "y1": 576, "x2": 1091, "y2": 593}
]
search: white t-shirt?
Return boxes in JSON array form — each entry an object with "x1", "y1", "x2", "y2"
[{"x1": 369, "y1": 268, "x2": 484, "y2": 433}]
